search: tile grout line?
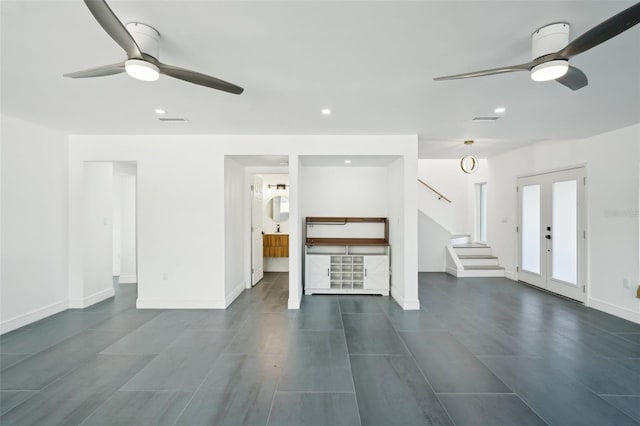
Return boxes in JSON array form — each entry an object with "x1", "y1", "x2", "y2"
[
  {"x1": 339, "y1": 296, "x2": 363, "y2": 426},
  {"x1": 169, "y1": 330, "x2": 240, "y2": 426},
  {"x1": 378, "y1": 298, "x2": 457, "y2": 426}
]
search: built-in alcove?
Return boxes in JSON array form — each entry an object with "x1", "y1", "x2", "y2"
[{"x1": 298, "y1": 155, "x2": 406, "y2": 302}]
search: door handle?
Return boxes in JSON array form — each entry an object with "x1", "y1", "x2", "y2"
[{"x1": 545, "y1": 235, "x2": 551, "y2": 240}]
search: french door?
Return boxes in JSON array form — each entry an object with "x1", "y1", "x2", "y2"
[{"x1": 518, "y1": 167, "x2": 586, "y2": 302}]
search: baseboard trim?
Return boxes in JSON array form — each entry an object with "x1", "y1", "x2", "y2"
[
  {"x1": 225, "y1": 281, "x2": 245, "y2": 308},
  {"x1": 136, "y1": 298, "x2": 226, "y2": 309},
  {"x1": 418, "y1": 264, "x2": 446, "y2": 273},
  {"x1": 264, "y1": 266, "x2": 290, "y2": 273},
  {"x1": 505, "y1": 270, "x2": 518, "y2": 281},
  {"x1": 68, "y1": 287, "x2": 115, "y2": 309},
  {"x1": 288, "y1": 292, "x2": 302, "y2": 309},
  {"x1": 118, "y1": 274, "x2": 137, "y2": 284},
  {"x1": 588, "y1": 297, "x2": 640, "y2": 324},
  {"x1": 0, "y1": 299, "x2": 69, "y2": 335},
  {"x1": 446, "y1": 266, "x2": 458, "y2": 277},
  {"x1": 402, "y1": 298, "x2": 420, "y2": 310}
]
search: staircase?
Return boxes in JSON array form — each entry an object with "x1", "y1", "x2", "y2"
[{"x1": 446, "y1": 235, "x2": 505, "y2": 278}]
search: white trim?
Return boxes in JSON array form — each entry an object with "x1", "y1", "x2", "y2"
[
  {"x1": 118, "y1": 274, "x2": 137, "y2": 284},
  {"x1": 288, "y1": 291, "x2": 302, "y2": 309},
  {"x1": 68, "y1": 287, "x2": 115, "y2": 309},
  {"x1": 264, "y1": 265, "x2": 290, "y2": 272},
  {"x1": 225, "y1": 281, "x2": 245, "y2": 308},
  {"x1": 446, "y1": 266, "x2": 459, "y2": 276},
  {"x1": 516, "y1": 163, "x2": 588, "y2": 179},
  {"x1": 505, "y1": 270, "x2": 518, "y2": 281},
  {"x1": 588, "y1": 297, "x2": 640, "y2": 325},
  {"x1": 402, "y1": 298, "x2": 420, "y2": 310},
  {"x1": 136, "y1": 298, "x2": 226, "y2": 309},
  {"x1": 418, "y1": 264, "x2": 446, "y2": 272},
  {"x1": 0, "y1": 299, "x2": 68, "y2": 335}
]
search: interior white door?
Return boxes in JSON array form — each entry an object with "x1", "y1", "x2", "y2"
[
  {"x1": 251, "y1": 176, "x2": 264, "y2": 286},
  {"x1": 518, "y1": 168, "x2": 586, "y2": 302}
]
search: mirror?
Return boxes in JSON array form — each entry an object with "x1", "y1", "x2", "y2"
[{"x1": 269, "y1": 196, "x2": 289, "y2": 222}]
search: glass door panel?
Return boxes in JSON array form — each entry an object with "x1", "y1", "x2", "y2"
[
  {"x1": 521, "y1": 184, "x2": 541, "y2": 274},
  {"x1": 551, "y1": 180, "x2": 578, "y2": 285}
]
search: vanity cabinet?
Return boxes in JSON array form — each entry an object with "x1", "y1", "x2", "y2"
[
  {"x1": 304, "y1": 217, "x2": 390, "y2": 296},
  {"x1": 263, "y1": 234, "x2": 289, "y2": 257}
]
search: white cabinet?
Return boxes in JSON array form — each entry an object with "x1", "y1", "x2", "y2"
[
  {"x1": 364, "y1": 256, "x2": 390, "y2": 290},
  {"x1": 305, "y1": 255, "x2": 330, "y2": 289},
  {"x1": 305, "y1": 250, "x2": 389, "y2": 295}
]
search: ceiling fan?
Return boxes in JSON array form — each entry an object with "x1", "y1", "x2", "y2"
[
  {"x1": 434, "y1": 2, "x2": 640, "y2": 90},
  {"x1": 64, "y1": 0, "x2": 243, "y2": 95}
]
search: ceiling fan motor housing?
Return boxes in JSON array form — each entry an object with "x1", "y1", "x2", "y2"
[
  {"x1": 125, "y1": 22, "x2": 160, "y2": 59},
  {"x1": 531, "y1": 22, "x2": 569, "y2": 60}
]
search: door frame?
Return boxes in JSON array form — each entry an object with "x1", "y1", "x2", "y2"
[{"x1": 517, "y1": 165, "x2": 588, "y2": 303}]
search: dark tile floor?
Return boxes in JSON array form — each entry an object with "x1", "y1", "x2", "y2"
[{"x1": 1, "y1": 272, "x2": 640, "y2": 425}]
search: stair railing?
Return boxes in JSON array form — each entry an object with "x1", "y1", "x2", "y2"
[{"x1": 417, "y1": 179, "x2": 452, "y2": 203}]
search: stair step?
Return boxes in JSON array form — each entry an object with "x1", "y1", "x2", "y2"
[
  {"x1": 458, "y1": 255, "x2": 497, "y2": 259},
  {"x1": 453, "y1": 243, "x2": 488, "y2": 248},
  {"x1": 463, "y1": 265, "x2": 505, "y2": 270}
]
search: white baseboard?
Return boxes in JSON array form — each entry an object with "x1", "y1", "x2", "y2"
[
  {"x1": 225, "y1": 281, "x2": 245, "y2": 308},
  {"x1": 402, "y1": 298, "x2": 421, "y2": 310},
  {"x1": 68, "y1": 287, "x2": 115, "y2": 309},
  {"x1": 505, "y1": 270, "x2": 518, "y2": 281},
  {"x1": 418, "y1": 264, "x2": 446, "y2": 272},
  {"x1": 136, "y1": 298, "x2": 226, "y2": 309},
  {"x1": 264, "y1": 266, "x2": 289, "y2": 273},
  {"x1": 288, "y1": 292, "x2": 302, "y2": 309},
  {"x1": 588, "y1": 297, "x2": 640, "y2": 325},
  {"x1": 0, "y1": 299, "x2": 68, "y2": 335},
  {"x1": 446, "y1": 266, "x2": 458, "y2": 277},
  {"x1": 118, "y1": 274, "x2": 137, "y2": 284}
]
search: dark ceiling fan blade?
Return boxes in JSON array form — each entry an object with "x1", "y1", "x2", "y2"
[
  {"x1": 433, "y1": 62, "x2": 532, "y2": 81},
  {"x1": 157, "y1": 62, "x2": 244, "y2": 94},
  {"x1": 84, "y1": 0, "x2": 142, "y2": 59},
  {"x1": 555, "y1": 66, "x2": 588, "y2": 90},
  {"x1": 63, "y1": 62, "x2": 125, "y2": 78},
  {"x1": 558, "y1": 2, "x2": 640, "y2": 58}
]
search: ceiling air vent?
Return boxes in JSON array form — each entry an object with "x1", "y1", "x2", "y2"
[
  {"x1": 158, "y1": 117, "x2": 189, "y2": 123},
  {"x1": 472, "y1": 116, "x2": 500, "y2": 122}
]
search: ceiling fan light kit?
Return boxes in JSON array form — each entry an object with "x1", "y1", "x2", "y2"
[
  {"x1": 433, "y1": 2, "x2": 640, "y2": 91},
  {"x1": 125, "y1": 59, "x2": 159, "y2": 81},
  {"x1": 64, "y1": 0, "x2": 244, "y2": 94}
]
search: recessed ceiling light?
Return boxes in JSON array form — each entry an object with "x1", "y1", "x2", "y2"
[
  {"x1": 494, "y1": 107, "x2": 506, "y2": 114},
  {"x1": 344, "y1": 159, "x2": 351, "y2": 164},
  {"x1": 321, "y1": 108, "x2": 332, "y2": 115},
  {"x1": 155, "y1": 108, "x2": 167, "y2": 115}
]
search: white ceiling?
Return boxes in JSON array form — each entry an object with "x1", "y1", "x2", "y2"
[{"x1": 2, "y1": 1, "x2": 639, "y2": 158}]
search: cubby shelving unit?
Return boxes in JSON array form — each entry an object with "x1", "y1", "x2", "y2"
[{"x1": 304, "y1": 217, "x2": 390, "y2": 296}]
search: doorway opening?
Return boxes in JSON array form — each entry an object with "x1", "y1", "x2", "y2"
[
  {"x1": 517, "y1": 167, "x2": 586, "y2": 302},
  {"x1": 81, "y1": 161, "x2": 137, "y2": 307},
  {"x1": 251, "y1": 173, "x2": 290, "y2": 287}
]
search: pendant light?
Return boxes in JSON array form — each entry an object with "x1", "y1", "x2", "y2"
[{"x1": 460, "y1": 140, "x2": 479, "y2": 174}]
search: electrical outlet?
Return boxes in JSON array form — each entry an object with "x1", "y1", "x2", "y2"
[
  {"x1": 162, "y1": 272, "x2": 168, "y2": 281},
  {"x1": 623, "y1": 278, "x2": 629, "y2": 289}
]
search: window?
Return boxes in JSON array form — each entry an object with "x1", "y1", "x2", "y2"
[{"x1": 478, "y1": 183, "x2": 487, "y2": 242}]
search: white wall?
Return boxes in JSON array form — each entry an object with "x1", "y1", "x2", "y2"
[
  {"x1": 77, "y1": 162, "x2": 114, "y2": 308},
  {"x1": 300, "y1": 166, "x2": 389, "y2": 217},
  {"x1": 418, "y1": 211, "x2": 451, "y2": 272},
  {"x1": 68, "y1": 135, "x2": 417, "y2": 311},
  {"x1": 1, "y1": 115, "x2": 68, "y2": 334},
  {"x1": 488, "y1": 124, "x2": 640, "y2": 323},
  {"x1": 417, "y1": 159, "x2": 488, "y2": 236},
  {"x1": 224, "y1": 157, "x2": 245, "y2": 305},
  {"x1": 119, "y1": 174, "x2": 137, "y2": 284}
]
